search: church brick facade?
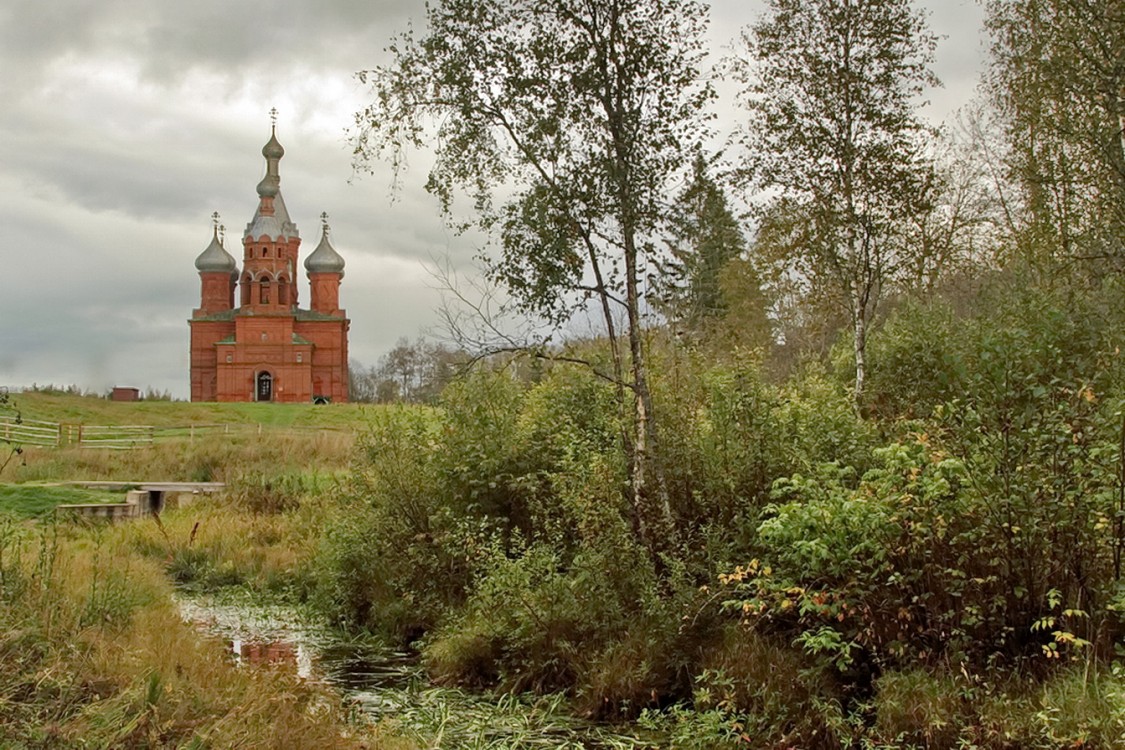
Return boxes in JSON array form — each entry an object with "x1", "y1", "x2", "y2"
[{"x1": 189, "y1": 124, "x2": 349, "y2": 403}]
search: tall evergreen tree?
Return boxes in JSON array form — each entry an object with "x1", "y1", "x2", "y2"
[{"x1": 662, "y1": 155, "x2": 748, "y2": 331}]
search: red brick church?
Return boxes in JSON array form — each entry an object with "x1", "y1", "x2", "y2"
[{"x1": 189, "y1": 122, "x2": 349, "y2": 403}]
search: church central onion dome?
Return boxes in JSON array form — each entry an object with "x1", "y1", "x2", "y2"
[
  {"x1": 305, "y1": 220, "x2": 345, "y2": 276},
  {"x1": 256, "y1": 173, "x2": 279, "y2": 198},
  {"x1": 245, "y1": 123, "x2": 299, "y2": 242},
  {"x1": 194, "y1": 226, "x2": 237, "y2": 273}
]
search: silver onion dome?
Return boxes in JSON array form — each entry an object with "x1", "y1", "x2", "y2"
[
  {"x1": 194, "y1": 225, "x2": 237, "y2": 273},
  {"x1": 304, "y1": 215, "x2": 345, "y2": 276}
]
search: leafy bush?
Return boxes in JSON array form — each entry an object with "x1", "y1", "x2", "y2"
[
  {"x1": 435, "y1": 371, "x2": 531, "y2": 524},
  {"x1": 314, "y1": 405, "x2": 499, "y2": 642},
  {"x1": 657, "y1": 357, "x2": 788, "y2": 535},
  {"x1": 425, "y1": 537, "x2": 707, "y2": 717},
  {"x1": 865, "y1": 299, "x2": 966, "y2": 420}
]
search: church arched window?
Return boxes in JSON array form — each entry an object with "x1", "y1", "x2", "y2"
[
  {"x1": 260, "y1": 279, "x2": 271, "y2": 304},
  {"x1": 241, "y1": 274, "x2": 252, "y2": 306}
]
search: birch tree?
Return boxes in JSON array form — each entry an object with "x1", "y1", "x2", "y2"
[
  {"x1": 735, "y1": 0, "x2": 938, "y2": 411},
  {"x1": 352, "y1": 0, "x2": 713, "y2": 554}
]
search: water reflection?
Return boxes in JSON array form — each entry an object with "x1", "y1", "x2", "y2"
[
  {"x1": 178, "y1": 597, "x2": 419, "y2": 693},
  {"x1": 229, "y1": 639, "x2": 309, "y2": 677},
  {"x1": 178, "y1": 596, "x2": 656, "y2": 748}
]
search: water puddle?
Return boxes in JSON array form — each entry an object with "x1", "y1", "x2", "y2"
[
  {"x1": 178, "y1": 596, "x2": 659, "y2": 749},
  {"x1": 178, "y1": 598, "x2": 418, "y2": 687}
]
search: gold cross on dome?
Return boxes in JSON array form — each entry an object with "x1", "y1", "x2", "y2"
[{"x1": 269, "y1": 107, "x2": 278, "y2": 128}]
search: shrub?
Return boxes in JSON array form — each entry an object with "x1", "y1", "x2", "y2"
[
  {"x1": 425, "y1": 541, "x2": 650, "y2": 693},
  {"x1": 865, "y1": 300, "x2": 966, "y2": 421},
  {"x1": 424, "y1": 533, "x2": 713, "y2": 718},
  {"x1": 434, "y1": 371, "x2": 531, "y2": 525}
]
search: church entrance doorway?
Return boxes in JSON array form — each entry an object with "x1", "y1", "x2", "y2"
[{"x1": 256, "y1": 372, "x2": 273, "y2": 402}]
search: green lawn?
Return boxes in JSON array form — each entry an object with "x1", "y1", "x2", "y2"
[{"x1": 0, "y1": 484, "x2": 125, "y2": 519}]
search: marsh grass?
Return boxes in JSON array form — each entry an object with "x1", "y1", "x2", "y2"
[
  {"x1": 0, "y1": 517, "x2": 372, "y2": 748},
  {"x1": 382, "y1": 688, "x2": 650, "y2": 749},
  {"x1": 6, "y1": 429, "x2": 355, "y2": 483},
  {"x1": 870, "y1": 667, "x2": 1125, "y2": 750},
  {"x1": 0, "y1": 514, "x2": 411, "y2": 749},
  {"x1": 128, "y1": 496, "x2": 330, "y2": 597}
]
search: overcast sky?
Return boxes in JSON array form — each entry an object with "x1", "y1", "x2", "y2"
[{"x1": 0, "y1": 0, "x2": 987, "y2": 399}]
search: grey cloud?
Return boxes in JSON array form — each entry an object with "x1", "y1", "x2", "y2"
[
  {"x1": 0, "y1": 0, "x2": 990, "y2": 398},
  {"x1": 1, "y1": 0, "x2": 416, "y2": 90}
]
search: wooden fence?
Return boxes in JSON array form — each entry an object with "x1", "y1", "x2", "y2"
[
  {"x1": 0, "y1": 416, "x2": 337, "y2": 451},
  {"x1": 0, "y1": 417, "x2": 61, "y2": 447}
]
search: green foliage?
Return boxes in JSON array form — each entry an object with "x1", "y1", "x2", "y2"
[
  {"x1": 723, "y1": 280, "x2": 1125, "y2": 684},
  {"x1": 654, "y1": 352, "x2": 780, "y2": 562},
  {"x1": 355, "y1": 0, "x2": 713, "y2": 324},
  {"x1": 425, "y1": 538, "x2": 710, "y2": 718},
  {"x1": 869, "y1": 667, "x2": 1125, "y2": 749},
  {"x1": 726, "y1": 428, "x2": 1120, "y2": 674},
  {"x1": 985, "y1": 0, "x2": 1125, "y2": 269},
  {"x1": 682, "y1": 626, "x2": 844, "y2": 749},
  {"x1": 316, "y1": 366, "x2": 632, "y2": 646},
  {"x1": 310, "y1": 274, "x2": 1125, "y2": 744},
  {"x1": 775, "y1": 368, "x2": 877, "y2": 473},
  {"x1": 865, "y1": 299, "x2": 966, "y2": 419},
  {"x1": 660, "y1": 155, "x2": 758, "y2": 338},
  {"x1": 436, "y1": 372, "x2": 530, "y2": 524},
  {"x1": 354, "y1": 0, "x2": 718, "y2": 562},
  {"x1": 426, "y1": 543, "x2": 622, "y2": 693},
  {"x1": 651, "y1": 348, "x2": 874, "y2": 569},
  {"x1": 736, "y1": 0, "x2": 939, "y2": 407}
]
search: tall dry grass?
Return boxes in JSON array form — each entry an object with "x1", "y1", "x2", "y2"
[
  {"x1": 128, "y1": 494, "x2": 336, "y2": 595},
  {"x1": 4, "y1": 429, "x2": 355, "y2": 483},
  {"x1": 0, "y1": 516, "x2": 411, "y2": 749}
]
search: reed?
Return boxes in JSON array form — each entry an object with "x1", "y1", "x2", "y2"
[{"x1": 0, "y1": 515, "x2": 412, "y2": 749}]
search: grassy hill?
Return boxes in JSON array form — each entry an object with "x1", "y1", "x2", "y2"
[
  {"x1": 7, "y1": 392, "x2": 375, "y2": 429},
  {"x1": 0, "y1": 393, "x2": 417, "y2": 484}
]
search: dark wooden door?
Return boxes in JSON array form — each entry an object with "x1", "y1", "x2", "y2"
[{"x1": 256, "y1": 372, "x2": 273, "y2": 401}]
